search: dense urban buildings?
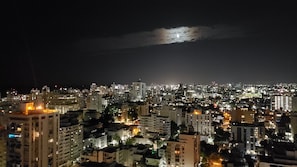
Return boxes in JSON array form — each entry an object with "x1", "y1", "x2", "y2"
[
  {"x1": 2, "y1": 1, "x2": 296, "y2": 167},
  {"x1": 0, "y1": 82, "x2": 297, "y2": 166}
]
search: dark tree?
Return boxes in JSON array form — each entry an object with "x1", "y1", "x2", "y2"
[
  {"x1": 200, "y1": 140, "x2": 219, "y2": 156},
  {"x1": 99, "y1": 105, "x2": 115, "y2": 127},
  {"x1": 170, "y1": 121, "x2": 179, "y2": 139},
  {"x1": 128, "y1": 109, "x2": 138, "y2": 121},
  {"x1": 214, "y1": 127, "x2": 230, "y2": 142}
]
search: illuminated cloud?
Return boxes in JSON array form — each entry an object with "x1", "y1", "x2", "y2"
[{"x1": 78, "y1": 25, "x2": 245, "y2": 53}]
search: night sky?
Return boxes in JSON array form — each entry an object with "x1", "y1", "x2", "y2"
[{"x1": 2, "y1": 1, "x2": 297, "y2": 93}]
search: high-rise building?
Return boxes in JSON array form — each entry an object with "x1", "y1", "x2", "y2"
[
  {"x1": 135, "y1": 102, "x2": 150, "y2": 116},
  {"x1": 58, "y1": 117, "x2": 83, "y2": 166},
  {"x1": 6, "y1": 102, "x2": 59, "y2": 167},
  {"x1": 157, "y1": 105, "x2": 182, "y2": 126},
  {"x1": 86, "y1": 93, "x2": 103, "y2": 113},
  {"x1": 166, "y1": 133, "x2": 200, "y2": 167},
  {"x1": 271, "y1": 95, "x2": 293, "y2": 112},
  {"x1": 131, "y1": 80, "x2": 146, "y2": 101},
  {"x1": 90, "y1": 83, "x2": 98, "y2": 93},
  {"x1": 231, "y1": 122, "x2": 265, "y2": 155},
  {"x1": 139, "y1": 113, "x2": 171, "y2": 139},
  {"x1": 292, "y1": 96, "x2": 297, "y2": 112},
  {"x1": 185, "y1": 109, "x2": 214, "y2": 136}
]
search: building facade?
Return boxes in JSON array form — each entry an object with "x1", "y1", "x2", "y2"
[
  {"x1": 185, "y1": 110, "x2": 214, "y2": 136},
  {"x1": 6, "y1": 102, "x2": 59, "y2": 167},
  {"x1": 230, "y1": 108, "x2": 255, "y2": 124},
  {"x1": 131, "y1": 81, "x2": 146, "y2": 101},
  {"x1": 157, "y1": 105, "x2": 183, "y2": 126},
  {"x1": 166, "y1": 133, "x2": 200, "y2": 167},
  {"x1": 271, "y1": 95, "x2": 293, "y2": 112},
  {"x1": 58, "y1": 123, "x2": 83, "y2": 166},
  {"x1": 231, "y1": 122, "x2": 265, "y2": 155},
  {"x1": 139, "y1": 113, "x2": 171, "y2": 139},
  {"x1": 86, "y1": 93, "x2": 103, "y2": 113}
]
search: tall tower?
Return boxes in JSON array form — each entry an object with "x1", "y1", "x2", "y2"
[
  {"x1": 58, "y1": 114, "x2": 83, "y2": 166},
  {"x1": 6, "y1": 102, "x2": 59, "y2": 167},
  {"x1": 131, "y1": 80, "x2": 146, "y2": 101}
]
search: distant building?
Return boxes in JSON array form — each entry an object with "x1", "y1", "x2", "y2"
[
  {"x1": 271, "y1": 95, "x2": 293, "y2": 112},
  {"x1": 130, "y1": 80, "x2": 146, "y2": 101},
  {"x1": 135, "y1": 102, "x2": 150, "y2": 116},
  {"x1": 83, "y1": 130, "x2": 108, "y2": 150},
  {"x1": 90, "y1": 83, "x2": 98, "y2": 93},
  {"x1": 145, "y1": 153, "x2": 166, "y2": 167},
  {"x1": 118, "y1": 102, "x2": 149, "y2": 123},
  {"x1": 58, "y1": 117, "x2": 83, "y2": 166},
  {"x1": 293, "y1": 96, "x2": 297, "y2": 112},
  {"x1": 165, "y1": 133, "x2": 200, "y2": 167},
  {"x1": 86, "y1": 93, "x2": 104, "y2": 113},
  {"x1": 81, "y1": 145, "x2": 134, "y2": 166},
  {"x1": 139, "y1": 113, "x2": 171, "y2": 139},
  {"x1": 106, "y1": 123, "x2": 131, "y2": 145},
  {"x1": 157, "y1": 105, "x2": 183, "y2": 126},
  {"x1": 116, "y1": 146, "x2": 134, "y2": 167},
  {"x1": 98, "y1": 147, "x2": 117, "y2": 164},
  {"x1": 133, "y1": 136, "x2": 153, "y2": 145},
  {"x1": 231, "y1": 122, "x2": 265, "y2": 155},
  {"x1": 6, "y1": 102, "x2": 59, "y2": 167},
  {"x1": 289, "y1": 97, "x2": 297, "y2": 144},
  {"x1": 82, "y1": 147, "x2": 117, "y2": 164},
  {"x1": 84, "y1": 109, "x2": 101, "y2": 120},
  {"x1": 230, "y1": 108, "x2": 255, "y2": 124},
  {"x1": 49, "y1": 103, "x2": 80, "y2": 115},
  {"x1": 47, "y1": 94, "x2": 80, "y2": 114},
  {"x1": 130, "y1": 144, "x2": 148, "y2": 164},
  {"x1": 185, "y1": 109, "x2": 214, "y2": 136}
]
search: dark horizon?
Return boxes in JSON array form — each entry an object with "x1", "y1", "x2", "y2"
[{"x1": 2, "y1": 1, "x2": 297, "y2": 94}]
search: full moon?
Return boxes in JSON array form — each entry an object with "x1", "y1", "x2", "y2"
[{"x1": 158, "y1": 26, "x2": 201, "y2": 44}]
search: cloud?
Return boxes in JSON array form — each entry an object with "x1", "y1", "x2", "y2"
[{"x1": 77, "y1": 25, "x2": 246, "y2": 54}]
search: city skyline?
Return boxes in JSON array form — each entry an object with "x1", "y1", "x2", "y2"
[
  {"x1": 1, "y1": 61, "x2": 297, "y2": 166},
  {"x1": 2, "y1": 1, "x2": 297, "y2": 93}
]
